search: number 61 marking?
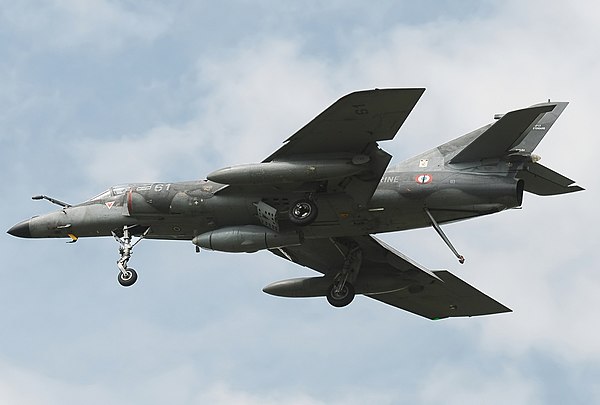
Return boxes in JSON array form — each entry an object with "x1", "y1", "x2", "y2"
[{"x1": 154, "y1": 183, "x2": 172, "y2": 192}]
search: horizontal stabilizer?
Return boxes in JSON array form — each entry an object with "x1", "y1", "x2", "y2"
[
  {"x1": 517, "y1": 162, "x2": 584, "y2": 195},
  {"x1": 450, "y1": 104, "x2": 556, "y2": 163}
]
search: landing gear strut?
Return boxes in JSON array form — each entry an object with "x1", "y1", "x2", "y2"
[
  {"x1": 327, "y1": 241, "x2": 362, "y2": 308},
  {"x1": 112, "y1": 226, "x2": 150, "y2": 287}
]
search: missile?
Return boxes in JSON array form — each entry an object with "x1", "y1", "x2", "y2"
[
  {"x1": 207, "y1": 158, "x2": 369, "y2": 185},
  {"x1": 193, "y1": 225, "x2": 302, "y2": 253}
]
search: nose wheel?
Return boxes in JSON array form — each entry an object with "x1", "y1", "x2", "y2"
[
  {"x1": 117, "y1": 267, "x2": 138, "y2": 287},
  {"x1": 112, "y1": 226, "x2": 149, "y2": 287}
]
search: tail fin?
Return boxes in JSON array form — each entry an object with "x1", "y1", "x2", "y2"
[
  {"x1": 442, "y1": 101, "x2": 583, "y2": 196},
  {"x1": 449, "y1": 102, "x2": 567, "y2": 164},
  {"x1": 509, "y1": 102, "x2": 568, "y2": 154}
]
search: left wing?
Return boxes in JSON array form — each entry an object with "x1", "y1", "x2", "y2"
[
  {"x1": 266, "y1": 89, "x2": 424, "y2": 206},
  {"x1": 263, "y1": 88, "x2": 425, "y2": 161},
  {"x1": 272, "y1": 235, "x2": 510, "y2": 320},
  {"x1": 213, "y1": 88, "x2": 425, "y2": 207}
]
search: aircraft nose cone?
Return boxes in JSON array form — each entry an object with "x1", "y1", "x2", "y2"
[{"x1": 7, "y1": 219, "x2": 31, "y2": 238}]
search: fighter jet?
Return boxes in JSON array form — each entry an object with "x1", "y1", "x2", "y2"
[{"x1": 7, "y1": 89, "x2": 583, "y2": 320}]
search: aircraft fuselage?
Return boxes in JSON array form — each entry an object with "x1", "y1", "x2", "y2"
[{"x1": 9, "y1": 167, "x2": 523, "y2": 242}]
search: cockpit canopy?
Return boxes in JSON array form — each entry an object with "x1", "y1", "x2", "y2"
[{"x1": 86, "y1": 185, "x2": 130, "y2": 202}]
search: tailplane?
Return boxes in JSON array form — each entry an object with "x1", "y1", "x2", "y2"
[{"x1": 516, "y1": 162, "x2": 584, "y2": 195}]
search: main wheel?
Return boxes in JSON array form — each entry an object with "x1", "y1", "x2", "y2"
[
  {"x1": 326, "y1": 282, "x2": 355, "y2": 307},
  {"x1": 288, "y1": 199, "x2": 318, "y2": 226},
  {"x1": 118, "y1": 267, "x2": 138, "y2": 287}
]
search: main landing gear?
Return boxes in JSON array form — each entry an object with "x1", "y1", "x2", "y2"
[
  {"x1": 327, "y1": 280, "x2": 355, "y2": 307},
  {"x1": 326, "y1": 241, "x2": 362, "y2": 308},
  {"x1": 288, "y1": 198, "x2": 318, "y2": 226},
  {"x1": 112, "y1": 226, "x2": 150, "y2": 287}
]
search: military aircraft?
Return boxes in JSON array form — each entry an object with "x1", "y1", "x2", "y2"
[{"x1": 7, "y1": 88, "x2": 583, "y2": 320}]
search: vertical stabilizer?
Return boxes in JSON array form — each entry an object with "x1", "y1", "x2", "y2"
[
  {"x1": 509, "y1": 102, "x2": 568, "y2": 154},
  {"x1": 448, "y1": 102, "x2": 568, "y2": 163}
]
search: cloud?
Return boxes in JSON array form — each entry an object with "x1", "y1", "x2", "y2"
[
  {"x1": 2, "y1": 1, "x2": 600, "y2": 405},
  {"x1": 1, "y1": 0, "x2": 171, "y2": 52},
  {"x1": 0, "y1": 361, "x2": 123, "y2": 405},
  {"x1": 73, "y1": 39, "x2": 337, "y2": 185},
  {"x1": 460, "y1": 201, "x2": 600, "y2": 364},
  {"x1": 194, "y1": 39, "x2": 338, "y2": 162},
  {"x1": 0, "y1": 359, "x2": 390, "y2": 405},
  {"x1": 74, "y1": 123, "x2": 204, "y2": 185},
  {"x1": 416, "y1": 362, "x2": 541, "y2": 405}
]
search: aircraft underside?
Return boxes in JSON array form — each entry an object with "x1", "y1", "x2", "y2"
[{"x1": 8, "y1": 88, "x2": 583, "y2": 319}]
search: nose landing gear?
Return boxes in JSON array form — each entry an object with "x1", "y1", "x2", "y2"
[
  {"x1": 112, "y1": 226, "x2": 150, "y2": 287},
  {"x1": 117, "y1": 266, "x2": 138, "y2": 287}
]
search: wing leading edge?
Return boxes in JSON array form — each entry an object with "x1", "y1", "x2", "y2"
[
  {"x1": 264, "y1": 88, "x2": 425, "y2": 162},
  {"x1": 271, "y1": 235, "x2": 510, "y2": 320},
  {"x1": 215, "y1": 89, "x2": 425, "y2": 207}
]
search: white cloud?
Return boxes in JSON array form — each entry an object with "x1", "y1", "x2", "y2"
[
  {"x1": 75, "y1": 123, "x2": 204, "y2": 185},
  {"x1": 417, "y1": 362, "x2": 542, "y2": 405},
  {"x1": 1, "y1": 0, "x2": 171, "y2": 52},
  {"x1": 3, "y1": 1, "x2": 600, "y2": 404},
  {"x1": 74, "y1": 39, "x2": 338, "y2": 185},
  {"x1": 459, "y1": 199, "x2": 600, "y2": 364},
  {"x1": 193, "y1": 383, "x2": 322, "y2": 405},
  {"x1": 0, "y1": 361, "x2": 123, "y2": 405},
  {"x1": 195, "y1": 39, "x2": 338, "y2": 163}
]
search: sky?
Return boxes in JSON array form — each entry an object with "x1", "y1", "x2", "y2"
[{"x1": 1, "y1": 1, "x2": 599, "y2": 404}]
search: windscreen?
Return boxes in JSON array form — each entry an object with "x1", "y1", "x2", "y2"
[{"x1": 85, "y1": 185, "x2": 130, "y2": 202}]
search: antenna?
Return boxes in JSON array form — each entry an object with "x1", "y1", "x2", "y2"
[{"x1": 32, "y1": 195, "x2": 72, "y2": 208}]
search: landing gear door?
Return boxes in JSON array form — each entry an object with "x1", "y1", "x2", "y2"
[{"x1": 257, "y1": 201, "x2": 279, "y2": 231}]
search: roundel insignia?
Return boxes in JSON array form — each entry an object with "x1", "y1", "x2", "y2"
[{"x1": 415, "y1": 174, "x2": 432, "y2": 184}]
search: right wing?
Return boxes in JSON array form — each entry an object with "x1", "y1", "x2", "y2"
[
  {"x1": 272, "y1": 235, "x2": 511, "y2": 320},
  {"x1": 369, "y1": 269, "x2": 511, "y2": 320}
]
